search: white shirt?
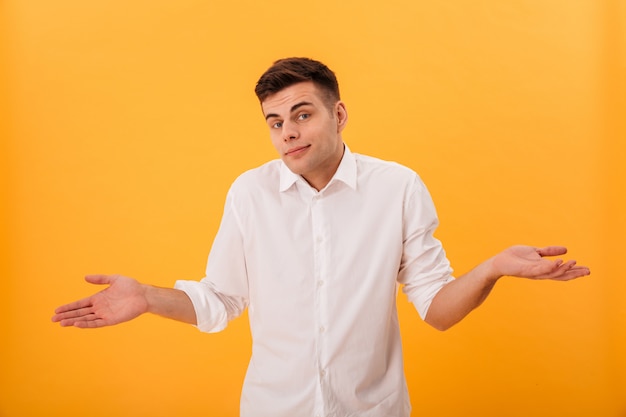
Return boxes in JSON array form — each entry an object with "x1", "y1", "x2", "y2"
[{"x1": 175, "y1": 146, "x2": 454, "y2": 417}]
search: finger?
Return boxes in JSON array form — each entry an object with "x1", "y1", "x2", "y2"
[
  {"x1": 59, "y1": 313, "x2": 101, "y2": 328},
  {"x1": 525, "y1": 258, "x2": 572, "y2": 279},
  {"x1": 85, "y1": 275, "x2": 113, "y2": 285},
  {"x1": 52, "y1": 305, "x2": 94, "y2": 322},
  {"x1": 53, "y1": 297, "x2": 93, "y2": 315},
  {"x1": 542, "y1": 260, "x2": 577, "y2": 277},
  {"x1": 73, "y1": 318, "x2": 107, "y2": 329},
  {"x1": 53, "y1": 275, "x2": 112, "y2": 318},
  {"x1": 541, "y1": 260, "x2": 586, "y2": 280},
  {"x1": 547, "y1": 266, "x2": 591, "y2": 281},
  {"x1": 65, "y1": 313, "x2": 107, "y2": 328},
  {"x1": 58, "y1": 317, "x2": 86, "y2": 327},
  {"x1": 52, "y1": 307, "x2": 96, "y2": 325},
  {"x1": 536, "y1": 246, "x2": 568, "y2": 257}
]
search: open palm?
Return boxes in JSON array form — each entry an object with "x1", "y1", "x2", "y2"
[
  {"x1": 492, "y1": 245, "x2": 589, "y2": 281},
  {"x1": 52, "y1": 275, "x2": 149, "y2": 328}
]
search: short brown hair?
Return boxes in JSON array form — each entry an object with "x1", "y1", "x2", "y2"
[{"x1": 254, "y1": 57, "x2": 340, "y2": 106}]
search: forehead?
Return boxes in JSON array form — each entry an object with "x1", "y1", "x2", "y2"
[{"x1": 261, "y1": 82, "x2": 326, "y2": 116}]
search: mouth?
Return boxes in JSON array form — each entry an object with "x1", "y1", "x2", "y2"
[{"x1": 285, "y1": 145, "x2": 311, "y2": 156}]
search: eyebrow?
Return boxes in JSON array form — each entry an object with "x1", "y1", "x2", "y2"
[{"x1": 265, "y1": 101, "x2": 313, "y2": 121}]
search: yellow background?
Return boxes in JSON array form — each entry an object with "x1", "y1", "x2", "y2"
[{"x1": 2, "y1": 1, "x2": 625, "y2": 416}]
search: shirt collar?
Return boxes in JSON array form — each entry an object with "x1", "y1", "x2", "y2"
[{"x1": 279, "y1": 144, "x2": 357, "y2": 192}]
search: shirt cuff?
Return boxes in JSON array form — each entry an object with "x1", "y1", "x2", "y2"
[{"x1": 174, "y1": 279, "x2": 229, "y2": 333}]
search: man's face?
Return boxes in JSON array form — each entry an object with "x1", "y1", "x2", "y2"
[{"x1": 261, "y1": 81, "x2": 348, "y2": 191}]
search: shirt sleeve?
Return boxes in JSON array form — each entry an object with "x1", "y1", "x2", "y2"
[
  {"x1": 397, "y1": 175, "x2": 454, "y2": 320},
  {"x1": 174, "y1": 188, "x2": 249, "y2": 333}
]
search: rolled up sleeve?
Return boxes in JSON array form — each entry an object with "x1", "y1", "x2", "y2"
[
  {"x1": 397, "y1": 176, "x2": 455, "y2": 319},
  {"x1": 175, "y1": 188, "x2": 249, "y2": 333}
]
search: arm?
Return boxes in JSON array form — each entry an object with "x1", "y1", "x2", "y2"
[
  {"x1": 424, "y1": 245, "x2": 590, "y2": 331},
  {"x1": 51, "y1": 275, "x2": 197, "y2": 328}
]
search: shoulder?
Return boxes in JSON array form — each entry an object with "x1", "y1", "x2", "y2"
[
  {"x1": 351, "y1": 153, "x2": 433, "y2": 210},
  {"x1": 228, "y1": 159, "x2": 282, "y2": 196},
  {"x1": 354, "y1": 153, "x2": 423, "y2": 185}
]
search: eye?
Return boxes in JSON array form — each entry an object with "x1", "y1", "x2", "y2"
[
  {"x1": 297, "y1": 113, "x2": 310, "y2": 121},
  {"x1": 271, "y1": 121, "x2": 283, "y2": 129}
]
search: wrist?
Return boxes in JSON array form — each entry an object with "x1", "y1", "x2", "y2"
[
  {"x1": 483, "y1": 255, "x2": 505, "y2": 285},
  {"x1": 142, "y1": 284, "x2": 158, "y2": 315}
]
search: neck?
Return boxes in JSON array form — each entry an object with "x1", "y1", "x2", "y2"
[{"x1": 303, "y1": 144, "x2": 345, "y2": 191}]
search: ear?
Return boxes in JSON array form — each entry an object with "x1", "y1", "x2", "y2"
[{"x1": 335, "y1": 101, "x2": 348, "y2": 133}]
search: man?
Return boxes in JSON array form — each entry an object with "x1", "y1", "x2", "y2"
[{"x1": 52, "y1": 57, "x2": 590, "y2": 417}]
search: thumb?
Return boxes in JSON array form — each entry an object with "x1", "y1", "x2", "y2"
[
  {"x1": 85, "y1": 274, "x2": 114, "y2": 285},
  {"x1": 536, "y1": 246, "x2": 568, "y2": 257}
]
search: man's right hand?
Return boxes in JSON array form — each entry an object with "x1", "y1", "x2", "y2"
[
  {"x1": 52, "y1": 275, "x2": 150, "y2": 328},
  {"x1": 52, "y1": 275, "x2": 197, "y2": 328}
]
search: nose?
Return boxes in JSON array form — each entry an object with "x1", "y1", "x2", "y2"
[{"x1": 282, "y1": 121, "x2": 299, "y2": 142}]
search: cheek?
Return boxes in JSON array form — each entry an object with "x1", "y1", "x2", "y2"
[{"x1": 268, "y1": 132, "x2": 282, "y2": 151}]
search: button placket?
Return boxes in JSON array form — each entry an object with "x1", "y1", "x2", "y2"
[{"x1": 311, "y1": 192, "x2": 330, "y2": 404}]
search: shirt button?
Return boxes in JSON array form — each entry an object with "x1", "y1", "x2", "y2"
[
  {"x1": 317, "y1": 280, "x2": 324, "y2": 287},
  {"x1": 320, "y1": 370, "x2": 326, "y2": 377},
  {"x1": 319, "y1": 326, "x2": 325, "y2": 333}
]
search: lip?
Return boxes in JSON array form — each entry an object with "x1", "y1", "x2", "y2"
[{"x1": 285, "y1": 145, "x2": 310, "y2": 156}]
